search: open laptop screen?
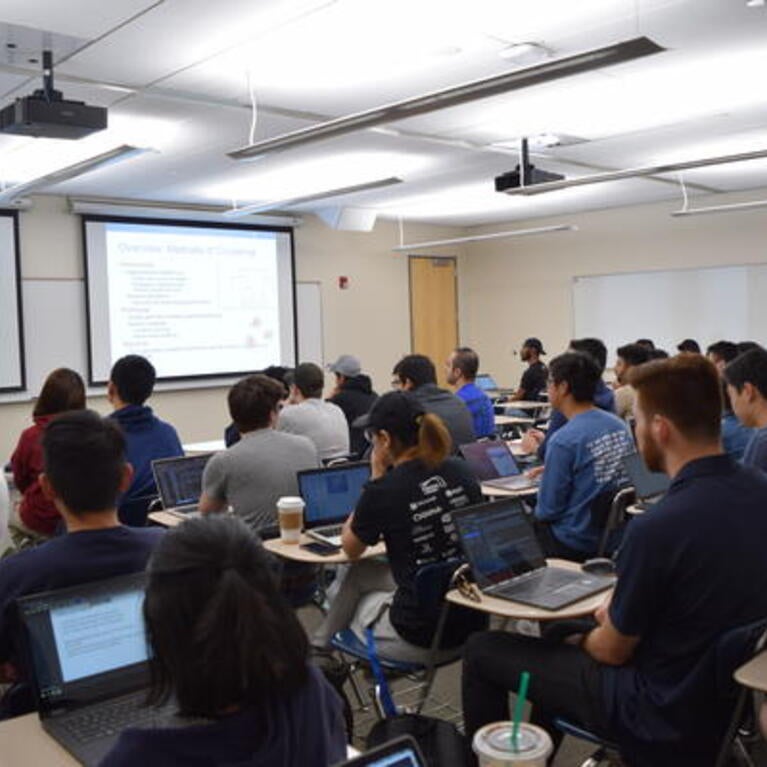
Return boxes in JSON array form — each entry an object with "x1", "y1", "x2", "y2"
[
  {"x1": 18, "y1": 573, "x2": 149, "y2": 712},
  {"x1": 622, "y1": 452, "x2": 670, "y2": 500},
  {"x1": 453, "y1": 500, "x2": 545, "y2": 587},
  {"x1": 152, "y1": 454, "x2": 212, "y2": 508},
  {"x1": 298, "y1": 463, "x2": 371, "y2": 527},
  {"x1": 475, "y1": 374, "x2": 498, "y2": 391},
  {"x1": 459, "y1": 441, "x2": 521, "y2": 481},
  {"x1": 338, "y1": 735, "x2": 425, "y2": 766}
]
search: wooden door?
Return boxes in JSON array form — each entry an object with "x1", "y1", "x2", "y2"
[{"x1": 409, "y1": 256, "x2": 458, "y2": 387}]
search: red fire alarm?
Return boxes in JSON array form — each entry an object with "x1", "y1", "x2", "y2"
[{"x1": 338, "y1": 276, "x2": 349, "y2": 289}]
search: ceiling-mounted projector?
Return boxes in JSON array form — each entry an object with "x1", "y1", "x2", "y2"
[
  {"x1": 0, "y1": 50, "x2": 107, "y2": 140},
  {"x1": 495, "y1": 137, "x2": 564, "y2": 192}
]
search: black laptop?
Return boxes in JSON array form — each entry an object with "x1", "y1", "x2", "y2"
[
  {"x1": 151, "y1": 453, "x2": 213, "y2": 518},
  {"x1": 297, "y1": 462, "x2": 371, "y2": 545},
  {"x1": 459, "y1": 441, "x2": 538, "y2": 491},
  {"x1": 622, "y1": 452, "x2": 670, "y2": 509},
  {"x1": 452, "y1": 499, "x2": 614, "y2": 610},
  {"x1": 18, "y1": 573, "x2": 181, "y2": 766}
]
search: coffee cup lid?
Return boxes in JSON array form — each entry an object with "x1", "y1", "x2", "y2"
[
  {"x1": 473, "y1": 722, "x2": 552, "y2": 761},
  {"x1": 277, "y1": 496, "x2": 305, "y2": 509}
]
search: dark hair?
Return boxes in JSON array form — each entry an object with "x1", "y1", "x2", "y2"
[
  {"x1": 569, "y1": 338, "x2": 607, "y2": 373},
  {"x1": 451, "y1": 347, "x2": 479, "y2": 380},
  {"x1": 33, "y1": 368, "x2": 86, "y2": 418},
  {"x1": 677, "y1": 339, "x2": 701, "y2": 354},
  {"x1": 260, "y1": 365, "x2": 292, "y2": 398},
  {"x1": 228, "y1": 375, "x2": 285, "y2": 432},
  {"x1": 144, "y1": 516, "x2": 308, "y2": 717},
  {"x1": 706, "y1": 341, "x2": 738, "y2": 364},
  {"x1": 549, "y1": 352, "x2": 600, "y2": 403},
  {"x1": 292, "y1": 362, "x2": 324, "y2": 398},
  {"x1": 636, "y1": 338, "x2": 655, "y2": 350},
  {"x1": 616, "y1": 343, "x2": 651, "y2": 368},
  {"x1": 629, "y1": 354, "x2": 721, "y2": 441},
  {"x1": 724, "y1": 348, "x2": 767, "y2": 399},
  {"x1": 42, "y1": 410, "x2": 126, "y2": 514},
  {"x1": 736, "y1": 342, "x2": 763, "y2": 356},
  {"x1": 647, "y1": 348, "x2": 669, "y2": 360},
  {"x1": 392, "y1": 354, "x2": 437, "y2": 388},
  {"x1": 110, "y1": 355, "x2": 156, "y2": 405}
]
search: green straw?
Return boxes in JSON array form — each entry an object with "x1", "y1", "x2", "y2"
[{"x1": 511, "y1": 671, "x2": 531, "y2": 753}]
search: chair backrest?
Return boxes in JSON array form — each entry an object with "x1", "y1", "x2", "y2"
[
  {"x1": 597, "y1": 486, "x2": 636, "y2": 557},
  {"x1": 117, "y1": 494, "x2": 157, "y2": 527}
]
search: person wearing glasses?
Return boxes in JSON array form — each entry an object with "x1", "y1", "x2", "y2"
[
  {"x1": 311, "y1": 391, "x2": 485, "y2": 663},
  {"x1": 102, "y1": 516, "x2": 347, "y2": 766}
]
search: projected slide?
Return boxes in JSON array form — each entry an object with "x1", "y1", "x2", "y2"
[
  {"x1": 0, "y1": 213, "x2": 23, "y2": 391},
  {"x1": 85, "y1": 218, "x2": 295, "y2": 383}
]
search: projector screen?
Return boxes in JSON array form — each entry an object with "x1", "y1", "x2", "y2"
[
  {"x1": 84, "y1": 216, "x2": 296, "y2": 384},
  {"x1": 0, "y1": 211, "x2": 24, "y2": 392}
]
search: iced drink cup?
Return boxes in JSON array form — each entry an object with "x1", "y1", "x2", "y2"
[{"x1": 472, "y1": 722, "x2": 553, "y2": 767}]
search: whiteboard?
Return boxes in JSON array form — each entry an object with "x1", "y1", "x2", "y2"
[
  {"x1": 3, "y1": 278, "x2": 324, "y2": 401},
  {"x1": 573, "y1": 264, "x2": 767, "y2": 365}
]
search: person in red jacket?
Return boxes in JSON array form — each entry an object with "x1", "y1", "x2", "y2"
[{"x1": 11, "y1": 368, "x2": 85, "y2": 536}]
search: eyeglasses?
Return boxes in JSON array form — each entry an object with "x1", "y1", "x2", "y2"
[
  {"x1": 364, "y1": 428, "x2": 378, "y2": 444},
  {"x1": 390, "y1": 378, "x2": 403, "y2": 390},
  {"x1": 451, "y1": 564, "x2": 481, "y2": 603}
]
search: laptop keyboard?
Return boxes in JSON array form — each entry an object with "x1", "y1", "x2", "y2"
[
  {"x1": 495, "y1": 568, "x2": 576, "y2": 597},
  {"x1": 314, "y1": 524, "x2": 343, "y2": 538},
  {"x1": 63, "y1": 696, "x2": 167, "y2": 743}
]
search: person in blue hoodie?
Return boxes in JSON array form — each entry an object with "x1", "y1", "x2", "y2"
[{"x1": 108, "y1": 355, "x2": 183, "y2": 525}]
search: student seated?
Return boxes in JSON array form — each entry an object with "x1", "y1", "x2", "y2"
[
  {"x1": 532, "y1": 352, "x2": 634, "y2": 561},
  {"x1": 312, "y1": 391, "x2": 484, "y2": 663},
  {"x1": 107, "y1": 356, "x2": 183, "y2": 525},
  {"x1": 392, "y1": 354, "x2": 475, "y2": 449},
  {"x1": 612, "y1": 343, "x2": 650, "y2": 420},
  {"x1": 201, "y1": 374, "x2": 319, "y2": 530},
  {"x1": 327, "y1": 354, "x2": 378, "y2": 458},
  {"x1": 445, "y1": 347, "x2": 495, "y2": 438},
  {"x1": 462, "y1": 354, "x2": 767, "y2": 767},
  {"x1": 11, "y1": 368, "x2": 85, "y2": 536},
  {"x1": 510, "y1": 337, "x2": 548, "y2": 401},
  {"x1": 278, "y1": 362, "x2": 350, "y2": 461},
  {"x1": 725, "y1": 347, "x2": 767, "y2": 471},
  {"x1": 0, "y1": 411, "x2": 164, "y2": 717},
  {"x1": 101, "y1": 516, "x2": 347, "y2": 767}
]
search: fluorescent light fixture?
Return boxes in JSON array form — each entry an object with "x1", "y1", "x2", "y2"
[
  {"x1": 391, "y1": 224, "x2": 577, "y2": 252},
  {"x1": 0, "y1": 145, "x2": 149, "y2": 202},
  {"x1": 502, "y1": 148, "x2": 767, "y2": 196},
  {"x1": 224, "y1": 176, "x2": 403, "y2": 217},
  {"x1": 228, "y1": 36, "x2": 663, "y2": 160},
  {"x1": 671, "y1": 199, "x2": 767, "y2": 217}
]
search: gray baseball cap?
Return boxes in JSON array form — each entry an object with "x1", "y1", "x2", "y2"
[{"x1": 327, "y1": 354, "x2": 362, "y2": 377}]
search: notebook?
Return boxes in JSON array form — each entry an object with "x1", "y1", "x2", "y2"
[
  {"x1": 18, "y1": 573, "x2": 181, "y2": 766},
  {"x1": 622, "y1": 452, "x2": 670, "y2": 509},
  {"x1": 298, "y1": 462, "x2": 371, "y2": 545},
  {"x1": 452, "y1": 499, "x2": 614, "y2": 610},
  {"x1": 336, "y1": 736, "x2": 426, "y2": 767},
  {"x1": 152, "y1": 453, "x2": 213, "y2": 518},
  {"x1": 459, "y1": 440, "x2": 539, "y2": 491}
]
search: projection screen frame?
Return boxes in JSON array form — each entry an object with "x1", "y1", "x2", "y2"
[
  {"x1": 81, "y1": 214, "x2": 297, "y2": 387},
  {"x1": 0, "y1": 209, "x2": 25, "y2": 393}
]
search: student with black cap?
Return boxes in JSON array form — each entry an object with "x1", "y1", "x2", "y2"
[{"x1": 510, "y1": 337, "x2": 548, "y2": 401}]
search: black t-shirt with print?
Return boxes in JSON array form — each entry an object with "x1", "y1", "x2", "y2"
[{"x1": 352, "y1": 457, "x2": 483, "y2": 648}]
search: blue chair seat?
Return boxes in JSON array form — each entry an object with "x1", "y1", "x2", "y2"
[
  {"x1": 554, "y1": 718, "x2": 619, "y2": 750},
  {"x1": 330, "y1": 629, "x2": 425, "y2": 674}
]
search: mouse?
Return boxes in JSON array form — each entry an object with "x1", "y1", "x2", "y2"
[{"x1": 581, "y1": 558, "x2": 616, "y2": 576}]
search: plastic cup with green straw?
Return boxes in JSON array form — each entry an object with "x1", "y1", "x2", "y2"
[{"x1": 511, "y1": 670, "x2": 531, "y2": 753}]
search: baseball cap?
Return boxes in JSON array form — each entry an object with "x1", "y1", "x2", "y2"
[
  {"x1": 353, "y1": 391, "x2": 425, "y2": 439},
  {"x1": 327, "y1": 354, "x2": 362, "y2": 377},
  {"x1": 523, "y1": 338, "x2": 546, "y2": 355}
]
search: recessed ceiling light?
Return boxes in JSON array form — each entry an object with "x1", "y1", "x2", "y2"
[
  {"x1": 498, "y1": 42, "x2": 552, "y2": 65},
  {"x1": 746, "y1": 0, "x2": 765, "y2": 8}
]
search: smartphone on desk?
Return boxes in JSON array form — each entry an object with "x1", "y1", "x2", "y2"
[{"x1": 300, "y1": 541, "x2": 342, "y2": 556}]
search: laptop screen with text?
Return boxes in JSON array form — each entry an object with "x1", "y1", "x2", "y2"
[
  {"x1": 622, "y1": 452, "x2": 670, "y2": 500},
  {"x1": 459, "y1": 441, "x2": 521, "y2": 481},
  {"x1": 153, "y1": 454, "x2": 212, "y2": 508},
  {"x1": 298, "y1": 463, "x2": 371, "y2": 526}
]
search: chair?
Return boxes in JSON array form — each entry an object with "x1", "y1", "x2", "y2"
[
  {"x1": 330, "y1": 559, "x2": 485, "y2": 716},
  {"x1": 117, "y1": 494, "x2": 158, "y2": 527},
  {"x1": 596, "y1": 486, "x2": 636, "y2": 558}
]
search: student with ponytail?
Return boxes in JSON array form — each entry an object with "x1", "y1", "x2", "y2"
[
  {"x1": 312, "y1": 391, "x2": 484, "y2": 664},
  {"x1": 101, "y1": 515, "x2": 347, "y2": 766}
]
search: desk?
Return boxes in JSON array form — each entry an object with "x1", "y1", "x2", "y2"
[
  {"x1": 0, "y1": 713, "x2": 360, "y2": 767},
  {"x1": 264, "y1": 534, "x2": 386, "y2": 564},
  {"x1": 481, "y1": 481, "x2": 538, "y2": 499},
  {"x1": 626, "y1": 503, "x2": 644, "y2": 516},
  {"x1": 499, "y1": 401, "x2": 549, "y2": 412},
  {"x1": 735, "y1": 650, "x2": 767, "y2": 693},
  {"x1": 183, "y1": 439, "x2": 225, "y2": 454},
  {"x1": 495, "y1": 415, "x2": 535, "y2": 427},
  {"x1": 148, "y1": 510, "x2": 188, "y2": 527},
  {"x1": 446, "y1": 559, "x2": 608, "y2": 621}
]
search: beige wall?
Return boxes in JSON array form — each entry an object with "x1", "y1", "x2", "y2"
[
  {"x1": 0, "y1": 196, "x2": 463, "y2": 460},
  {"x1": 459, "y1": 186, "x2": 767, "y2": 389}
]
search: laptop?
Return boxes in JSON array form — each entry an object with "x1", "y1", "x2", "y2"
[
  {"x1": 298, "y1": 462, "x2": 371, "y2": 545},
  {"x1": 452, "y1": 499, "x2": 614, "y2": 610},
  {"x1": 475, "y1": 373, "x2": 514, "y2": 398},
  {"x1": 622, "y1": 452, "x2": 670, "y2": 509},
  {"x1": 152, "y1": 453, "x2": 213, "y2": 518},
  {"x1": 18, "y1": 573, "x2": 182, "y2": 766},
  {"x1": 336, "y1": 736, "x2": 426, "y2": 767},
  {"x1": 459, "y1": 440, "x2": 539, "y2": 491}
]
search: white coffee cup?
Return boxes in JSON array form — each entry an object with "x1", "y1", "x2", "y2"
[
  {"x1": 472, "y1": 722, "x2": 553, "y2": 767},
  {"x1": 277, "y1": 496, "x2": 304, "y2": 544}
]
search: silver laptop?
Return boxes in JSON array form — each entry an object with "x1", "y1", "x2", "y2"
[
  {"x1": 18, "y1": 573, "x2": 182, "y2": 766},
  {"x1": 298, "y1": 462, "x2": 371, "y2": 545},
  {"x1": 452, "y1": 499, "x2": 614, "y2": 610},
  {"x1": 459, "y1": 440, "x2": 539, "y2": 491},
  {"x1": 622, "y1": 452, "x2": 670, "y2": 509},
  {"x1": 152, "y1": 453, "x2": 213, "y2": 518}
]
